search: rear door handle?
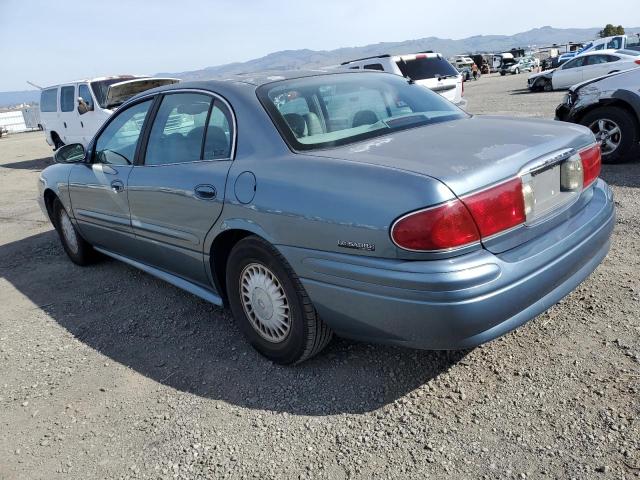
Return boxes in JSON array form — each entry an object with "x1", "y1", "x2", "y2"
[
  {"x1": 111, "y1": 180, "x2": 125, "y2": 193},
  {"x1": 194, "y1": 184, "x2": 216, "y2": 200}
]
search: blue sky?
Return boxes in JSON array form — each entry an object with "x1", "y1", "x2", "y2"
[{"x1": 1, "y1": 0, "x2": 639, "y2": 91}]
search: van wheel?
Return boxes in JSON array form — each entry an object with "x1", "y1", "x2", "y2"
[
  {"x1": 226, "y1": 236, "x2": 332, "y2": 364},
  {"x1": 52, "y1": 132, "x2": 64, "y2": 150},
  {"x1": 581, "y1": 106, "x2": 638, "y2": 164},
  {"x1": 53, "y1": 199, "x2": 97, "y2": 266}
]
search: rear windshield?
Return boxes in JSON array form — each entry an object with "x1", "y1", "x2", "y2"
[
  {"x1": 395, "y1": 56, "x2": 459, "y2": 80},
  {"x1": 90, "y1": 78, "x2": 135, "y2": 108},
  {"x1": 258, "y1": 72, "x2": 466, "y2": 151}
]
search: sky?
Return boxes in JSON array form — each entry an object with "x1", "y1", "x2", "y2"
[{"x1": 1, "y1": 0, "x2": 639, "y2": 91}]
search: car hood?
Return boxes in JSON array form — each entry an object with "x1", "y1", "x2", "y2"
[
  {"x1": 529, "y1": 70, "x2": 553, "y2": 80},
  {"x1": 308, "y1": 115, "x2": 594, "y2": 196},
  {"x1": 105, "y1": 77, "x2": 179, "y2": 108}
]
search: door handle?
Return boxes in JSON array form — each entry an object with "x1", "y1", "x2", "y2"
[
  {"x1": 194, "y1": 184, "x2": 216, "y2": 200},
  {"x1": 110, "y1": 180, "x2": 125, "y2": 193}
]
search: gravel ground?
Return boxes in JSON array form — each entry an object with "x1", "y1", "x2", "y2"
[{"x1": 0, "y1": 73, "x2": 638, "y2": 480}]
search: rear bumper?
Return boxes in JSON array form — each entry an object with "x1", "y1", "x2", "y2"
[{"x1": 279, "y1": 180, "x2": 614, "y2": 350}]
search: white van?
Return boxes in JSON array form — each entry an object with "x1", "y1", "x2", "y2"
[
  {"x1": 341, "y1": 53, "x2": 466, "y2": 108},
  {"x1": 39, "y1": 75, "x2": 179, "y2": 149}
]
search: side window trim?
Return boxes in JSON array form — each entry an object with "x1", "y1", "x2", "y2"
[{"x1": 136, "y1": 89, "x2": 237, "y2": 167}]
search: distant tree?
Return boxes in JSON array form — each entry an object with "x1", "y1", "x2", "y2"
[{"x1": 599, "y1": 24, "x2": 625, "y2": 37}]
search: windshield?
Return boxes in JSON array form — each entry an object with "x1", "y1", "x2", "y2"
[
  {"x1": 258, "y1": 73, "x2": 466, "y2": 151},
  {"x1": 90, "y1": 77, "x2": 136, "y2": 108},
  {"x1": 395, "y1": 56, "x2": 459, "y2": 80}
]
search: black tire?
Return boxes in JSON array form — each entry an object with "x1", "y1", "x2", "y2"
[
  {"x1": 514, "y1": 68, "x2": 520, "y2": 75},
  {"x1": 52, "y1": 132, "x2": 64, "y2": 150},
  {"x1": 543, "y1": 80, "x2": 553, "y2": 92},
  {"x1": 226, "y1": 236, "x2": 332, "y2": 364},
  {"x1": 500, "y1": 72, "x2": 506, "y2": 76},
  {"x1": 581, "y1": 106, "x2": 639, "y2": 164},
  {"x1": 53, "y1": 199, "x2": 97, "y2": 266}
]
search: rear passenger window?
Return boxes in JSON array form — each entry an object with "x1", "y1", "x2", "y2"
[
  {"x1": 364, "y1": 63, "x2": 384, "y2": 71},
  {"x1": 204, "y1": 101, "x2": 233, "y2": 159},
  {"x1": 40, "y1": 88, "x2": 57, "y2": 112},
  {"x1": 60, "y1": 86, "x2": 75, "y2": 112},
  {"x1": 145, "y1": 93, "x2": 212, "y2": 166}
]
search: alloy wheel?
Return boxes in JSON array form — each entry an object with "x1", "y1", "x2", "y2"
[{"x1": 589, "y1": 118, "x2": 622, "y2": 155}]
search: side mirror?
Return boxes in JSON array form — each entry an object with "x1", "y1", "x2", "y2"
[{"x1": 54, "y1": 143, "x2": 86, "y2": 164}]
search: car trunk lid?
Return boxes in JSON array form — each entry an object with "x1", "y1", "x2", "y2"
[{"x1": 308, "y1": 115, "x2": 596, "y2": 253}]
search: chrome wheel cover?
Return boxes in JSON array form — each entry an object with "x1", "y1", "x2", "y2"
[
  {"x1": 589, "y1": 118, "x2": 621, "y2": 155},
  {"x1": 240, "y1": 263, "x2": 290, "y2": 343},
  {"x1": 60, "y1": 209, "x2": 79, "y2": 254}
]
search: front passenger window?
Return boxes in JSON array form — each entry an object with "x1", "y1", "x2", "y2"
[{"x1": 95, "y1": 100, "x2": 152, "y2": 165}]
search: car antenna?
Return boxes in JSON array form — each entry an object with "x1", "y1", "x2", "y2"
[{"x1": 26, "y1": 81, "x2": 43, "y2": 90}]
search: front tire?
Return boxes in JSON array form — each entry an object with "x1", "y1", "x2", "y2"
[
  {"x1": 543, "y1": 80, "x2": 553, "y2": 92},
  {"x1": 53, "y1": 199, "x2": 97, "y2": 266},
  {"x1": 226, "y1": 236, "x2": 332, "y2": 364},
  {"x1": 581, "y1": 106, "x2": 639, "y2": 164}
]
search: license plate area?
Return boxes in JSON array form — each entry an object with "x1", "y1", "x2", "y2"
[{"x1": 522, "y1": 161, "x2": 579, "y2": 225}]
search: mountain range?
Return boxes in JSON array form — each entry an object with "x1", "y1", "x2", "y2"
[{"x1": 3, "y1": 26, "x2": 639, "y2": 107}]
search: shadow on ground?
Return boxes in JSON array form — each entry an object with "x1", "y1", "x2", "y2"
[
  {"x1": 600, "y1": 159, "x2": 640, "y2": 188},
  {"x1": 0, "y1": 156, "x2": 53, "y2": 171},
  {"x1": 0, "y1": 230, "x2": 467, "y2": 416}
]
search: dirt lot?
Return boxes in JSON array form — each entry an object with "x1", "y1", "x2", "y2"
[{"x1": 0, "y1": 73, "x2": 639, "y2": 480}]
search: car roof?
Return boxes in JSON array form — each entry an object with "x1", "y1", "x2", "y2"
[{"x1": 125, "y1": 69, "x2": 394, "y2": 103}]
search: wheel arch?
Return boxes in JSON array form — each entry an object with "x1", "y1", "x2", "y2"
[
  {"x1": 208, "y1": 222, "x2": 277, "y2": 306},
  {"x1": 574, "y1": 99, "x2": 640, "y2": 131},
  {"x1": 43, "y1": 188, "x2": 59, "y2": 224}
]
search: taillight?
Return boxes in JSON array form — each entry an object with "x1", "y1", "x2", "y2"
[
  {"x1": 580, "y1": 143, "x2": 601, "y2": 188},
  {"x1": 462, "y1": 178, "x2": 526, "y2": 238},
  {"x1": 391, "y1": 200, "x2": 480, "y2": 251},
  {"x1": 635, "y1": 60, "x2": 640, "y2": 65}
]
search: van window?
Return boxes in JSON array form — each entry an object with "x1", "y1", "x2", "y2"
[
  {"x1": 396, "y1": 56, "x2": 458, "y2": 80},
  {"x1": 364, "y1": 64, "x2": 384, "y2": 71},
  {"x1": 78, "y1": 84, "x2": 94, "y2": 110},
  {"x1": 60, "y1": 86, "x2": 75, "y2": 112},
  {"x1": 40, "y1": 88, "x2": 57, "y2": 112}
]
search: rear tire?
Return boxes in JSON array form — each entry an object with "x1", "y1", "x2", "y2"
[
  {"x1": 53, "y1": 199, "x2": 97, "y2": 266},
  {"x1": 581, "y1": 106, "x2": 638, "y2": 164},
  {"x1": 226, "y1": 236, "x2": 332, "y2": 364},
  {"x1": 52, "y1": 132, "x2": 64, "y2": 150}
]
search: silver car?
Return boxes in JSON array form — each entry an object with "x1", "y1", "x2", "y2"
[{"x1": 39, "y1": 71, "x2": 614, "y2": 364}]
